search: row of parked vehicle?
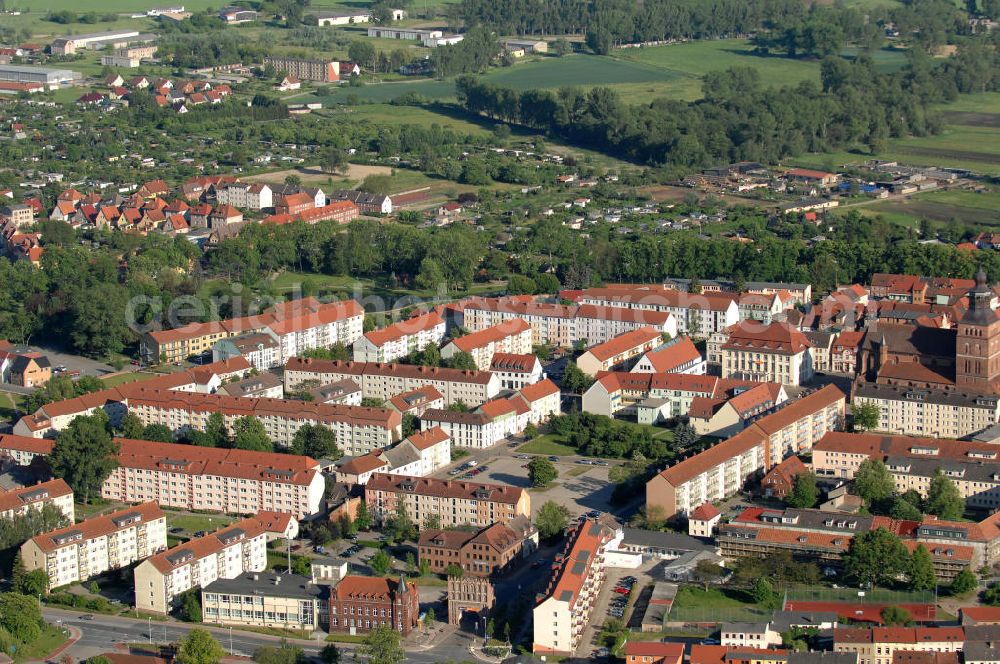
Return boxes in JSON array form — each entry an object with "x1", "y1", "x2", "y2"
[{"x1": 608, "y1": 575, "x2": 638, "y2": 618}]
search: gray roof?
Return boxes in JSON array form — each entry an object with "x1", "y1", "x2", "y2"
[
  {"x1": 885, "y1": 454, "x2": 1000, "y2": 484},
  {"x1": 621, "y1": 527, "x2": 713, "y2": 553},
  {"x1": 202, "y1": 572, "x2": 325, "y2": 600},
  {"x1": 218, "y1": 372, "x2": 282, "y2": 397},
  {"x1": 964, "y1": 623, "x2": 1000, "y2": 641},
  {"x1": 721, "y1": 622, "x2": 770, "y2": 634},
  {"x1": 787, "y1": 654, "x2": 859, "y2": 664},
  {"x1": 965, "y1": 640, "x2": 1000, "y2": 662},
  {"x1": 854, "y1": 381, "x2": 998, "y2": 410},
  {"x1": 310, "y1": 378, "x2": 361, "y2": 402},
  {"x1": 382, "y1": 444, "x2": 420, "y2": 469}
]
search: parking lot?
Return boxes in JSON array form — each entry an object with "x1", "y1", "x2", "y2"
[
  {"x1": 580, "y1": 559, "x2": 661, "y2": 658},
  {"x1": 431, "y1": 445, "x2": 623, "y2": 519}
]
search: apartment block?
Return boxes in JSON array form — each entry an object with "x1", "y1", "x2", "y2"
[
  {"x1": 263, "y1": 56, "x2": 340, "y2": 82},
  {"x1": 633, "y1": 336, "x2": 706, "y2": 374},
  {"x1": 334, "y1": 427, "x2": 452, "y2": 485},
  {"x1": 353, "y1": 312, "x2": 446, "y2": 363},
  {"x1": 0, "y1": 478, "x2": 74, "y2": 523},
  {"x1": 575, "y1": 286, "x2": 739, "y2": 338},
  {"x1": 202, "y1": 572, "x2": 324, "y2": 631},
  {"x1": 440, "y1": 318, "x2": 533, "y2": 370},
  {"x1": 284, "y1": 357, "x2": 500, "y2": 407},
  {"x1": 329, "y1": 575, "x2": 419, "y2": 635},
  {"x1": 141, "y1": 297, "x2": 363, "y2": 364},
  {"x1": 365, "y1": 474, "x2": 530, "y2": 529},
  {"x1": 134, "y1": 512, "x2": 297, "y2": 614},
  {"x1": 852, "y1": 382, "x2": 1000, "y2": 440},
  {"x1": 21, "y1": 502, "x2": 166, "y2": 588},
  {"x1": 489, "y1": 353, "x2": 545, "y2": 390},
  {"x1": 646, "y1": 385, "x2": 845, "y2": 519},
  {"x1": 102, "y1": 438, "x2": 325, "y2": 518},
  {"x1": 833, "y1": 628, "x2": 964, "y2": 664},
  {"x1": 421, "y1": 379, "x2": 561, "y2": 448},
  {"x1": 418, "y1": 516, "x2": 536, "y2": 577},
  {"x1": 0, "y1": 433, "x2": 55, "y2": 466},
  {"x1": 125, "y1": 387, "x2": 400, "y2": 455},
  {"x1": 533, "y1": 518, "x2": 616, "y2": 656},
  {"x1": 215, "y1": 183, "x2": 273, "y2": 210},
  {"x1": 718, "y1": 323, "x2": 814, "y2": 386},
  {"x1": 576, "y1": 327, "x2": 663, "y2": 376}
]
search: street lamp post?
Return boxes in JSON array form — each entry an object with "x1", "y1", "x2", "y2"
[
  {"x1": 148, "y1": 617, "x2": 152, "y2": 645},
  {"x1": 229, "y1": 626, "x2": 233, "y2": 654}
]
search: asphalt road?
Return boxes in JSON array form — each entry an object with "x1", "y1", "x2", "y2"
[{"x1": 42, "y1": 608, "x2": 477, "y2": 663}]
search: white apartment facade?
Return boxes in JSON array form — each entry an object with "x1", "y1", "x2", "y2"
[
  {"x1": 576, "y1": 327, "x2": 663, "y2": 376},
  {"x1": 719, "y1": 324, "x2": 814, "y2": 387},
  {"x1": 0, "y1": 478, "x2": 75, "y2": 523},
  {"x1": 852, "y1": 382, "x2": 1000, "y2": 439},
  {"x1": 353, "y1": 312, "x2": 446, "y2": 363},
  {"x1": 21, "y1": 502, "x2": 166, "y2": 589},
  {"x1": 215, "y1": 183, "x2": 273, "y2": 210},
  {"x1": 576, "y1": 288, "x2": 739, "y2": 338},
  {"x1": 440, "y1": 318, "x2": 533, "y2": 370},
  {"x1": 133, "y1": 512, "x2": 297, "y2": 614},
  {"x1": 0, "y1": 433, "x2": 55, "y2": 467},
  {"x1": 283, "y1": 358, "x2": 501, "y2": 408},
  {"x1": 489, "y1": 353, "x2": 545, "y2": 390},
  {"x1": 267, "y1": 301, "x2": 365, "y2": 361},
  {"x1": 102, "y1": 438, "x2": 326, "y2": 518},
  {"x1": 364, "y1": 474, "x2": 531, "y2": 529}
]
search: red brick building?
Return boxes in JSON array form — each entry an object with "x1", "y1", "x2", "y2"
[
  {"x1": 759, "y1": 455, "x2": 808, "y2": 499},
  {"x1": 417, "y1": 518, "x2": 534, "y2": 577},
  {"x1": 328, "y1": 575, "x2": 418, "y2": 635}
]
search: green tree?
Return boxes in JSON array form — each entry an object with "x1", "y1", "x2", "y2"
[
  {"x1": 786, "y1": 471, "x2": 819, "y2": 509},
  {"x1": 881, "y1": 606, "x2": 914, "y2": 626},
  {"x1": 444, "y1": 351, "x2": 477, "y2": 370},
  {"x1": 853, "y1": 458, "x2": 895, "y2": 504},
  {"x1": 205, "y1": 411, "x2": 229, "y2": 447},
  {"x1": 528, "y1": 456, "x2": 558, "y2": 487},
  {"x1": 536, "y1": 500, "x2": 570, "y2": 539},
  {"x1": 415, "y1": 257, "x2": 446, "y2": 292},
  {"x1": 322, "y1": 147, "x2": 347, "y2": 175},
  {"x1": 553, "y1": 37, "x2": 571, "y2": 56},
  {"x1": 852, "y1": 402, "x2": 880, "y2": 431},
  {"x1": 0, "y1": 593, "x2": 42, "y2": 645},
  {"x1": 348, "y1": 40, "x2": 376, "y2": 70},
  {"x1": 889, "y1": 496, "x2": 923, "y2": 521},
  {"x1": 16, "y1": 569, "x2": 48, "y2": 596},
  {"x1": 950, "y1": 568, "x2": 977, "y2": 595},
  {"x1": 507, "y1": 273, "x2": 537, "y2": 295},
  {"x1": 50, "y1": 412, "x2": 120, "y2": 504},
  {"x1": 358, "y1": 625, "x2": 405, "y2": 664},
  {"x1": 232, "y1": 416, "x2": 272, "y2": 451},
  {"x1": 402, "y1": 413, "x2": 419, "y2": 438},
  {"x1": 119, "y1": 412, "x2": 144, "y2": 439},
  {"x1": 562, "y1": 362, "x2": 593, "y2": 393},
  {"x1": 387, "y1": 502, "x2": 416, "y2": 542},
  {"x1": 370, "y1": 550, "x2": 393, "y2": 575},
  {"x1": 844, "y1": 527, "x2": 911, "y2": 588},
  {"x1": 446, "y1": 563, "x2": 464, "y2": 578},
  {"x1": 142, "y1": 423, "x2": 175, "y2": 442},
  {"x1": 909, "y1": 544, "x2": 937, "y2": 591},
  {"x1": 425, "y1": 607, "x2": 436, "y2": 626},
  {"x1": 178, "y1": 588, "x2": 202, "y2": 622},
  {"x1": 925, "y1": 469, "x2": 965, "y2": 520},
  {"x1": 751, "y1": 577, "x2": 777, "y2": 606},
  {"x1": 253, "y1": 641, "x2": 305, "y2": 664},
  {"x1": 290, "y1": 424, "x2": 341, "y2": 459},
  {"x1": 319, "y1": 644, "x2": 340, "y2": 664},
  {"x1": 985, "y1": 581, "x2": 1000, "y2": 606},
  {"x1": 523, "y1": 423, "x2": 538, "y2": 440},
  {"x1": 176, "y1": 628, "x2": 226, "y2": 664},
  {"x1": 355, "y1": 501, "x2": 372, "y2": 531}
]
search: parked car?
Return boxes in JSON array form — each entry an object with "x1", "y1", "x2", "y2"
[{"x1": 548, "y1": 456, "x2": 559, "y2": 462}]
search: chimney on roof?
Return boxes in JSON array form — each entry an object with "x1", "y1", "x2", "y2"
[{"x1": 275, "y1": 575, "x2": 281, "y2": 585}]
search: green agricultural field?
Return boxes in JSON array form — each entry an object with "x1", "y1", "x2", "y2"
[
  {"x1": 854, "y1": 187, "x2": 1000, "y2": 229},
  {"x1": 327, "y1": 102, "x2": 495, "y2": 135}
]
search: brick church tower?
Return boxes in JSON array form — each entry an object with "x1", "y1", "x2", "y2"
[{"x1": 956, "y1": 268, "x2": 1000, "y2": 391}]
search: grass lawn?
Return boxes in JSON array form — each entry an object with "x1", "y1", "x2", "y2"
[
  {"x1": 517, "y1": 435, "x2": 577, "y2": 456},
  {"x1": 101, "y1": 371, "x2": 159, "y2": 388},
  {"x1": 12, "y1": 624, "x2": 70, "y2": 663},
  {"x1": 74, "y1": 500, "x2": 126, "y2": 520},
  {"x1": 166, "y1": 513, "x2": 236, "y2": 533},
  {"x1": 668, "y1": 586, "x2": 773, "y2": 623},
  {"x1": 325, "y1": 103, "x2": 495, "y2": 135},
  {"x1": 0, "y1": 390, "x2": 24, "y2": 422}
]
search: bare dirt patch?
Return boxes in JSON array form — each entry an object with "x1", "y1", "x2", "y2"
[{"x1": 939, "y1": 111, "x2": 1000, "y2": 129}]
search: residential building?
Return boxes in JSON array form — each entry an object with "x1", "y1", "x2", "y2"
[
  {"x1": 646, "y1": 385, "x2": 846, "y2": 519},
  {"x1": 125, "y1": 387, "x2": 401, "y2": 455},
  {"x1": 328, "y1": 190, "x2": 392, "y2": 214},
  {"x1": 284, "y1": 358, "x2": 500, "y2": 408},
  {"x1": 0, "y1": 433, "x2": 54, "y2": 466},
  {"x1": 440, "y1": 318, "x2": 532, "y2": 370},
  {"x1": 624, "y1": 642, "x2": 684, "y2": 664},
  {"x1": 533, "y1": 518, "x2": 616, "y2": 656},
  {"x1": 133, "y1": 512, "x2": 297, "y2": 614},
  {"x1": 335, "y1": 427, "x2": 450, "y2": 485},
  {"x1": 215, "y1": 183, "x2": 273, "y2": 210},
  {"x1": 386, "y1": 385, "x2": 443, "y2": 416},
  {"x1": 720, "y1": 623, "x2": 781, "y2": 649},
  {"x1": 574, "y1": 286, "x2": 739, "y2": 338},
  {"x1": 831, "y1": 331, "x2": 864, "y2": 374},
  {"x1": 212, "y1": 332, "x2": 281, "y2": 370},
  {"x1": 0, "y1": 478, "x2": 74, "y2": 523},
  {"x1": 263, "y1": 57, "x2": 340, "y2": 82},
  {"x1": 576, "y1": 327, "x2": 664, "y2": 376},
  {"x1": 353, "y1": 312, "x2": 446, "y2": 363},
  {"x1": 688, "y1": 382, "x2": 788, "y2": 438},
  {"x1": 102, "y1": 438, "x2": 325, "y2": 518},
  {"x1": 202, "y1": 572, "x2": 323, "y2": 630},
  {"x1": 365, "y1": 474, "x2": 530, "y2": 529},
  {"x1": 21, "y1": 502, "x2": 166, "y2": 588},
  {"x1": 760, "y1": 456, "x2": 808, "y2": 499},
  {"x1": 633, "y1": 336, "x2": 705, "y2": 374},
  {"x1": 489, "y1": 352, "x2": 545, "y2": 390},
  {"x1": 101, "y1": 44, "x2": 158, "y2": 68},
  {"x1": 328, "y1": 575, "x2": 418, "y2": 635},
  {"x1": 9, "y1": 353, "x2": 51, "y2": 387},
  {"x1": 833, "y1": 628, "x2": 964, "y2": 664},
  {"x1": 688, "y1": 503, "x2": 721, "y2": 538},
  {"x1": 218, "y1": 372, "x2": 283, "y2": 399},
  {"x1": 852, "y1": 382, "x2": 1000, "y2": 440},
  {"x1": 719, "y1": 323, "x2": 814, "y2": 386},
  {"x1": 418, "y1": 516, "x2": 536, "y2": 577}
]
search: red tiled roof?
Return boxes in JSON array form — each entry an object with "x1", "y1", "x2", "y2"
[
  {"x1": 688, "y1": 502, "x2": 720, "y2": 521},
  {"x1": 366, "y1": 473, "x2": 525, "y2": 505},
  {"x1": 388, "y1": 386, "x2": 443, "y2": 412},
  {"x1": 582, "y1": 327, "x2": 661, "y2": 362},
  {"x1": 639, "y1": 336, "x2": 702, "y2": 372},
  {"x1": 0, "y1": 433, "x2": 54, "y2": 455},
  {"x1": 30, "y1": 502, "x2": 164, "y2": 553},
  {"x1": 332, "y1": 575, "x2": 414, "y2": 601},
  {"x1": 146, "y1": 512, "x2": 293, "y2": 573},
  {"x1": 960, "y1": 606, "x2": 1000, "y2": 623},
  {"x1": 489, "y1": 352, "x2": 537, "y2": 373},
  {"x1": 286, "y1": 358, "x2": 495, "y2": 385},
  {"x1": 540, "y1": 519, "x2": 614, "y2": 609},
  {"x1": 450, "y1": 318, "x2": 530, "y2": 353},
  {"x1": 0, "y1": 479, "x2": 72, "y2": 513},
  {"x1": 722, "y1": 322, "x2": 811, "y2": 354},
  {"x1": 623, "y1": 641, "x2": 684, "y2": 658},
  {"x1": 404, "y1": 426, "x2": 449, "y2": 450},
  {"x1": 363, "y1": 311, "x2": 444, "y2": 348}
]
